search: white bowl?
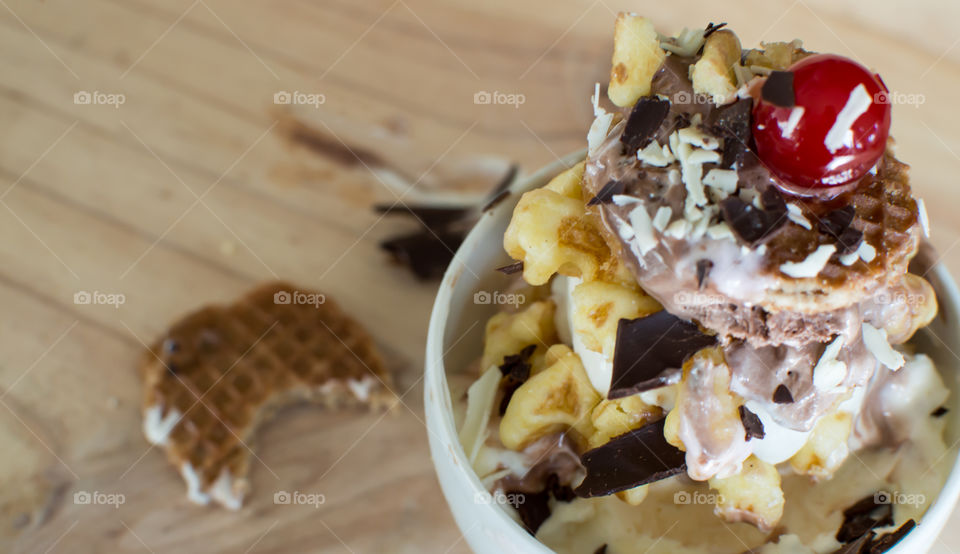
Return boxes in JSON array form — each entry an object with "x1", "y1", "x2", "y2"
[{"x1": 424, "y1": 152, "x2": 960, "y2": 553}]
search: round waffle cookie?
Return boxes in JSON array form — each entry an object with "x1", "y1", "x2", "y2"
[{"x1": 138, "y1": 281, "x2": 394, "y2": 510}]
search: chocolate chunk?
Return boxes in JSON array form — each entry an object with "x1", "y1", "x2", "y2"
[
  {"x1": 761, "y1": 187, "x2": 787, "y2": 215},
  {"x1": 818, "y1": 206, "x2": 863, "y2": 253},
  {"x1": 498, "y1": 345, "x2": 536, "y2": 416},
  {"x1": 761, "y1": 71, "x2": 796, "y2": 108},
  {"x1": 720, "y1": 197, "x2": 787, "y2": 245},
  {"x1": 868, "y1": 519, "x2": 915, "y2": 553},
  {"x1": 703, "y1": 22, "x2": 727, "y2": 39},
  {"x1": 545, "y1": 472, "x2": 576, "y2": 503},
  {"x1": 819, "y1": 206, "x2": 856, "y2": 237},
  {"x1": 696, "y1": 259, "x2": 713, "y2": 289},
  {"x1": 932, "y1": 406, "x2": 949, "y2": 417},
  {"x1": 739, "y1": 405, "x2": 765, "y2": 440},
  {"x1": 621, "y1": 98, "x2": 671, "y2": 153},
  {"x1": 837, "y1": 493, "x2": 894, "y2": 544},
  {"x1": 711, "y1": 98, "x2": 753, "y2": 168},
  {"x1": 380, "y1": 229, "x2": 463, "y2": 280},
  {"x1": 575, "y1": 419, "x2": 687, "y2": 497},
  {"x1": 593, "y1": 546, "x2": 608, "y2": 554},
  {"x1": 507, "y1": 488, "x2": 551, "y2": 535},
  {"x1": 505, "y1": 472, "x2": 574, "y2": 535},
  {"x1": 773, "y1": 384, "x2": 794, "y2": 404},
  {"x1": 374, "y1": 204, "x2": 469, "y2": 230},
  {"x1": 496, "y1": 261, "x2": 524, "y2": 275},
  {"x1": 588, "y1": 180, "x2": 627, "y2": 206},
  {"x1": 608, "y1": 312, "x2": 717, "y2": 399}
]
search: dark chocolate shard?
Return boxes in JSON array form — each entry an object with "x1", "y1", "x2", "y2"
[
  {"x1": 380, "y1": 229, "x2": 463, "y2": 280},
  {"x1": 710, "y1": 98, "x2": 753, "y2": 169},
  {"x1": 739, "y1": 405, "x2": 765, "y2": 440},
  {"x1": 593, "y1": 546, "x2": 608, "y2": 554},
  {"x1": 720, "y1": 197, "x2": 787, "y2": 245},
  {"x1": 932, "y1": 406, "x2": 949, "y2": 418},
  {"x1": 773, "y1": 384, "x2": 794, "y2": 404},
  {"x1": 506, "y1": 488, "x2": 551, "y2": 535},
  {"x1": 588, "y1": 180, "x2": 627, "y2": 206},
  {"x1": 837, "y1": 493, "x2": 894, "y2": 544},
  {"x1": 819, "y1": 206, "x2": 863, "y2": 254},
  {"x1": 869, "y1": 519, "x2": 915, "y2": 553},
  {"x1": 621, "y1": 98, "x2": 671, "y2": 153},
  {"x1": 761, "y1": 187, "x2": 787, "y2": 215},
  {"x1": 608, "y1": 312, "x2": 717, "y2": 400},
  {"x1": 575, "y1": 419, "x2": 687, "y2": 497},
  {"x1": 696, "y1": 259, "x2": 713, "y2": 289},
  {"x1": 498, "y1": 345, "x2": 536, "y2": 416},
  {"x1": 761, "y1": 71, "x2": 796, "y2": 108},
  {"x1": 505, "y1": 472, "x2": 573, "y2": 535},
  {"x1": 703, "y1": 22, "x2": 728, "y2": 39},
  {"x1": 496, "y1": 261, "x2": 524, "y2": 275},
  {"x1": 374, "y1": 204, "x2": 470, "y2": 230},
  {"x1": 545, "y1": 472, "x2": 576, "y2": 503},
  {"x1": 819, "y1": 206, "x2": 856, "y2": 237}
]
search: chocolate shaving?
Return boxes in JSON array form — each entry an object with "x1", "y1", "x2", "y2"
[
  {"x1": 575, "y1": 419, "x2": 687, "y2": 497},
  {"x1": 593, "y1": 546, "x2": 608, "y2": 554},
  {"x1": 621, "y1": 98, "x2": 671, "y2": 153},
  {"x1": 498, "y1": 345, "x2": 536, "y2": 416},
  {"x1": 869, "y1": 519, "x2": 915, "y2": 553},
  {"x1": 507, "y1": 488, "x2": 551, "y2": 535},
  {"x1": 496, "y1": 261, "x2": 524, "y2": 275},
  {"x1": 773, "y1": 384, "x2": 794, "y2": 404},
  {"x1": 720, "y1": 195, "x2": 787, "y2": 245},
  {"x1": 836, "y1": 493, "x2": 894, "y2": 544},
  {"x1": 711, "y1": 98, "x2": 753, "y2": 169},
  {"x1": 932, "y1": 406, "x2": 949, "y2": 417},
  {"x1": 374, "y1": 204, "x2": 469, "y2": 229},
  {"x1": 380, "y1": 230, "x2": 463, "y2": 280},
  {"x1": 739, "y1": 405, "x2": 765, "y2": 440},
  {"x1": 818, "y1": 206, "x2": 863, "y2": 254},
  {"x1": 481, "y1": 190, "x2": 510, "y2": 213},
  {"x1": 761, "y1": 71, "x2": 796, "y2": 108},
  {"x1": 588, "y1": 180, "x2": 627, "y2": 206},
  {"x1": 505, "y1": 472, "x2": 574, "y2": 535},
  {"x1": 608, "y1": 312, "x2": 717, "y2": 400},
  {"x1": 696, "y1": 260, "x2": 713, "y2": 289},
  {"x1": 703, "y1": 22, "x2": 728, "y2": 39}
]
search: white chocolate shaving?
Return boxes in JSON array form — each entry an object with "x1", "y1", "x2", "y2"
[
  {"x1": 824, "y1": 84, "x2": 872, "y2": 153},
  {"x1": 703, "y1": 169, "x2": 738, "y2": 193},
  {"x1": 813, "y1": 336, "x2": 847, "y2": 390},
  {"x1": 652, "y1": 206, "x2": 672, "y2": 232},
  {"x1": 917, "y1": 198, "x2": 930, "y2": 238},
  {"x1": 629, "y1": 205, "x2": 659, "y2": 254},
  {"x1": 637, "y1": 141, "x2": 675, "y2": 167},
  {"x1": 862, "y1": 323, "x2": 905, "y2": 370},
  {"x1": 779, "y1": 244, "x2": 836, "y2": 278},
  {"x1": 786, "y1": 203, "x2": 812, "y2": 230}
]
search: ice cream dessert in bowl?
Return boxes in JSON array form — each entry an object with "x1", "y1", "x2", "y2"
[{"x1": 427, "y1": 14, "x2": 960, "y2": 554}]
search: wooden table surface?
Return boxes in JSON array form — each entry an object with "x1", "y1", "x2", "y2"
[{"x1": 1, "y1": 0, "x2": 959, "y2": 552}]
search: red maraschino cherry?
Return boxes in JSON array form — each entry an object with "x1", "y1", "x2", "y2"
[{"x1": 752, "y1": 54, "x2": 891, "y2": 190}]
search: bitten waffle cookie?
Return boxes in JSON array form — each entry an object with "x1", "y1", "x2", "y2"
[{"x1": 139, "y1": 282, "x2": 393, "y2": 509}]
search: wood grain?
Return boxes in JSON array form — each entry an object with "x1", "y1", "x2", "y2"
[{"x1": 0, "y1": 0, "x2": 958, "y2": 552}]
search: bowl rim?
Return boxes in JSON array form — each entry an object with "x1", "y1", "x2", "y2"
[{"x1": 424, "y1": 151, "x2": 960, "y2": 553}]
